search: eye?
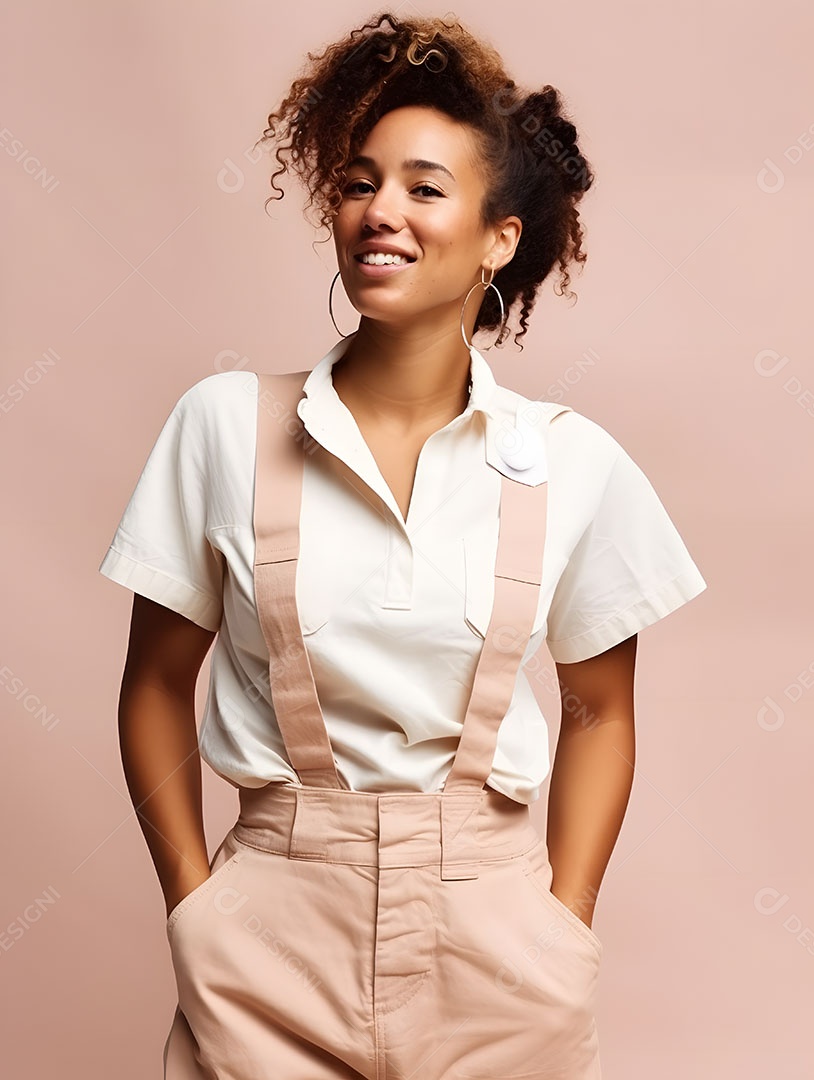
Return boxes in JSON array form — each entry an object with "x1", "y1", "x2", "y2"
[
  {"x1": 341, "y1": 180, "x2": 443, "y2": 198},
  {"x1": 343, "y1": 179, "x2": 375, "y2": 195}
]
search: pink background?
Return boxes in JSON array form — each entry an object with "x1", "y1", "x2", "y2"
[{"x1": 2, "y1": 2, "x2": 812, "y2": 1077}]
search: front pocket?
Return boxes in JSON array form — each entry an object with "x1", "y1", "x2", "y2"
[
  {"x1": 166, "y1": 835, "x2": 246, "y2": 940},
  {"x1": 463, "y1": 533, "x2": 494, "y2": 640},
  {"x1": 296, "y1": 590, "x2": 334, "y2": 637},
  {"x1": 463, "y1": 532, "x2": 549, "y2": 643},
  {"x1": 520, "y1": 845, "x2": 603, "y2": 958}
]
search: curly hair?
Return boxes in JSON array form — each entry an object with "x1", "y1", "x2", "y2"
[{"x1": 255, "y1": 10, "x2": 595, "y2": 349}]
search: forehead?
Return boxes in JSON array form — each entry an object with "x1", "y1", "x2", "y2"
[{"x1": 355, "y1": 106, "x2": 479, "y2": 170}]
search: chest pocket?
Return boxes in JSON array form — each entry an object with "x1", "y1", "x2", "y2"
[
  {"x1": 295, "y1": 554, "x2": 357, "y2": 637},
  {"x1": 294, "y1": 534, "x2": 352, "y2": 637},
  {"x1": 463, "y1": 525, "x2": 495, "y2": 640},
  {"x1": 462, "y1": 517, "x2": 547, "y2": 642},
  {"x1": 293, "y1": 457, "x2": 386, "y2": 638}
]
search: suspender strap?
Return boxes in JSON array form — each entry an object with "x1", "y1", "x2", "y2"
[
  {"x1": 439, "y1": 474, "x2": 547, "y2": 879},
  {"x1": 253, "y1": 371, "x2": 344, "y2": 789},
  {"x1": 444, "y1": 474, "x2": 547, "y2": 790}
]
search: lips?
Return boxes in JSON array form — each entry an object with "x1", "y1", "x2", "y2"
[
  {"x1": 353, "y1": 252, "x2": 416, "y2": 264},
  {"x1": 352, "y1": 255, "x2": 414, "y2": 278}
]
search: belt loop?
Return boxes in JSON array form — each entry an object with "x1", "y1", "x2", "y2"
[
  {"x1": 290, "y1": 789, "x2": 329, "y2": 860},
  {"x1": 440, "y1": 792, "x2": 485, "y2": 880}
]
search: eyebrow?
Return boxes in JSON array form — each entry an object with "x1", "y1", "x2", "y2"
[{"x1": 346, "y1": 155, "x2": 457, "y2": 183}]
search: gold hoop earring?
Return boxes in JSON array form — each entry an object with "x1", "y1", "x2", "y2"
[
  {"x1": 460, "y1": 266, "x2": 506, "y2": 351},
  {"x1": 329, "y1": 270, "x2": 358, "y2": 338}
]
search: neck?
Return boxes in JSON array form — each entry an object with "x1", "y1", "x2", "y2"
[{"x1": 330, "y1": 321, "x2": 473, "y2": 434}]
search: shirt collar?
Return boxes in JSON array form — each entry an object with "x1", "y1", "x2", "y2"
[{"x1": 299, "y1": 331, "x2": 500, "y2": 421}]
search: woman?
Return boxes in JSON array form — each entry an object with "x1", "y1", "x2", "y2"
[{"x1": 99, "y1": 11, "x2": 707, "y2": 1079}]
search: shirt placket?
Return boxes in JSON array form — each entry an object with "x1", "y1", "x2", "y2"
[{"x1": 297, "y1": 392, "x2": 476, "y2": 619}]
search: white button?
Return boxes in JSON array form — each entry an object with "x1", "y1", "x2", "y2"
[{"x1": 495, "y1": 418, "x2": 543, "y2": 471}]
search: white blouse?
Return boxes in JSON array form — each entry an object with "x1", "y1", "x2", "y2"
[{"x1": 98, "y1": 336, "x2": 707, "y2": 804}]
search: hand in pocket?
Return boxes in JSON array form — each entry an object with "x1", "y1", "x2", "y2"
[{"x1": 164, "y1": 866, "x2": 211, "y2": 920}]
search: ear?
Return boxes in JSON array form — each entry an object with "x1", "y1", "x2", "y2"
[{"x1": 488, "y1": 215, "x2": 523, "y2": 270}]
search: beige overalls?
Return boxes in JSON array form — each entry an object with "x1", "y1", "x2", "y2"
[{"x1": 162, "y1": 369, "x2": 603, "y2": 1079}]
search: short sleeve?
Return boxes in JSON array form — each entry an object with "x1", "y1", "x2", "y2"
[
  {"x1": 545, "y1": 443, "x2": 707, "y2": 664},
  {"x1": 98, "y1": 382, "x2": 225, "y2": 632}
]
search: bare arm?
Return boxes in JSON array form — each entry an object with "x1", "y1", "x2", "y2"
[
  {"x1": 117, "y1": 593, "x2": 218, "y2": 918},
  {"x1": 547, "y1": 634, "x2": 638, "y2": 930}
]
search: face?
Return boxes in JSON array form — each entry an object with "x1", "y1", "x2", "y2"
[{"x1": 331, "y1": 105, "x2": 521, "y2": 336}]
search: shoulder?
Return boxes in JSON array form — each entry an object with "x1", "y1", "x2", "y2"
[
  {"x1": 493, "y1": 384, "x2": 624, "y2": 482},
  {"x1": 177, "y1": 368, "x2": 312, "y2": 421},
  {"x1": 168, "y1": 369, "x2": 259, "y2": 434},
  {"x1": 175, "y1": 369, "x2": 258, "y2": 411},
  {"x1": 541, "y1": 405, "x2": 671, "y2": 521},
  {"x1": 148, "y1": 371, "x2": 260, "y2": 480},
  {"x1": 544, "y1": 407, "x2": 624, "y2": 466}
]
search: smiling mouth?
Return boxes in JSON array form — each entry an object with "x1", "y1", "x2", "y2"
[{"x1": 354, "y1": 253, "x2": 417, "y2": 266}]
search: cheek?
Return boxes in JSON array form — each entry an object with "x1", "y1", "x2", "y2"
[
  {"x1": 421, "y1": 214, "x2": 482, "y2": 262},
  {"x1": 332, "y1": 215, "x2": 350, "y2": 242},
  {"x1": 332, "y1": 203, "x2": 361, "y2": 239}
]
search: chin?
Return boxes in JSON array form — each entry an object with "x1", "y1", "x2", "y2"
[{"x1": 350, "y1": 303, "x2": 418, "y2": 326}]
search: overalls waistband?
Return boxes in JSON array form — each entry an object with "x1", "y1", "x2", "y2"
[{"x1": 233, "y1": 782, "x2": 541, "y2": 874}]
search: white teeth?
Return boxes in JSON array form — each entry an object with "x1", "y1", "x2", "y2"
[{"x1": 359, "y1": 252, "x2": 410, "y2": 265}]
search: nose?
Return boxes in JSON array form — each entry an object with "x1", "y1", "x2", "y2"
[{"x1": 359, "y1": 183, "x2": 404, "y2": 234}]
